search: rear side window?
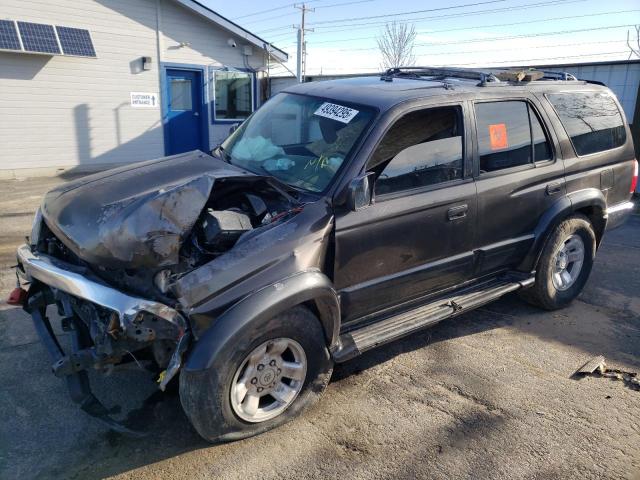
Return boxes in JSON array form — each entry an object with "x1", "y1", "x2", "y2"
[
  {"x1": 547, "y1": 92, "x2": 626, "y2": 156},
  {"x1": 475, "y1": 101, "x2": 552, "y2": 173},
  {"x1": 369, "y1": 106, "x2": 464, "y2": 195}
]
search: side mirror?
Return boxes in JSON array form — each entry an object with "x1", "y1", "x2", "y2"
[
  {"x1": 229, "y1": 123, "x2": 240, "y2": 135},
  {"x1": 346, "y1": 172, "x2": 375, "y2": 211}
]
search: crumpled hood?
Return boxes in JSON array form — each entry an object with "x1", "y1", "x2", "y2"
[{"x1": 41, "y1": 150, "x2": 256, "y2": 269}]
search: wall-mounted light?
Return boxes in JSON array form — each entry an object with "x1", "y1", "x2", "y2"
[
  {"x1": 142, "y1": 56, "x2": 152, "y2": 71},
  {"x1": 227, "y1": 38, "x2": 237, "y2": 48}
]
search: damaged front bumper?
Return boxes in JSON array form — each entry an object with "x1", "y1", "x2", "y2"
[{"x1": 15, "y1": 244, "x2": 190, "y2": 434}]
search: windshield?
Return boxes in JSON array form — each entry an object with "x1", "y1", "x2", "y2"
[{"x1": 221, "y1": 93, "x2": 375, "y2": 192}]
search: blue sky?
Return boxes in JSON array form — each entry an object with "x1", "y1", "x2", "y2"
[{"x1": 204, "y1": 0, "x2": 640, "y2": 75}]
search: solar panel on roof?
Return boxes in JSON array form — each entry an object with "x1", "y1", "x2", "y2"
[
  {"x1": 17, "y1": 21, "x2": 61, "y2": 54},
  {"x1": 56, "y1": 26, "x2": 95, "y2": 57},
  {"x1": 0, "y1": 20, "x2": 22, "y2": 51}
]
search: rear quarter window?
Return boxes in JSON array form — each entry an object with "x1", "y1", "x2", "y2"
[{"x1": 546, "y1": 91, "x2": 626, "y2": 156}]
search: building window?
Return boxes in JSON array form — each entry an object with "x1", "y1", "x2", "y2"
[
  {"x1": 214, "y1": 70, "x2": 253, "y2": 121},
  {"x1": 169, "y1": 78, "x2": 193, "y2": 111}
]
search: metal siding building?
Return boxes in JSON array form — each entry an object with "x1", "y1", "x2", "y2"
[
  {"x1": 527, "y1": 60, "x2": 640, "y2": 124},
  {"x1": 0, "y1": 0, "x2": 287, "y2": 178}
]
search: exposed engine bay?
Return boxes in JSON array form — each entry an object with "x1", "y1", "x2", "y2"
[
  {"x1": 30, "y1": 175, "x2": 301, "y2": 373},
  {"x1": 16, "y1": 151, "x2": 333, "y2": 434},
  {"x1": 177, "y1": 179, "x2": 300, "y2": 284},
  {"x1": 37, "y1": 161, "x2": 301, "y2": 304}
]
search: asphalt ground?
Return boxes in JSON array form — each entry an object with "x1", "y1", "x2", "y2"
[{"x1": 0, "y1": 176, "x2": 638, "y2": 479}]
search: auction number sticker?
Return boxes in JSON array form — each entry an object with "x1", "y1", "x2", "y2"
[{"x1": 314, "y1": 102, "x2": 359, "y2": 124}]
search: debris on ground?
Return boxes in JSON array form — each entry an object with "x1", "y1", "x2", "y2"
[{"x1": 574, "y1": 355, "x2": 640, "y2": 391}]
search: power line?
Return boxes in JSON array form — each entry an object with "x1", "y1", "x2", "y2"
[
  {"x1": 306, "y1": 9, "x2": 639, "y2": 45},
  {"x1": 232, "y1": 0, "x2": 321, "y2": 20},
  {"x1": 306, "y1": 0, "x2": 583, "y2": 33},
  {"x1": 316, "y1": 23, "x2": 636, "y2": 52},
  {"x1": 316, "y1": 0, "x2": 375, "y2": 9},
  {"x1": 241, "y1": 12, "x2": 298, "y2": 25},
  {"x1": 302, "y1": 40, "x2": 626, "y2": 68},
  {"x1": 258, "y1": 0, "x2": 581, "y2": 37},
  {"x1": 241, "y1": 0, "x2": 375, "y2": 25},
  {"x1": 422, "y1": 39, "x2": 625, "y2": 56},
  {"x1": 452, "y1": 50, "x2": 629, "y2": 66},
  {"x1": 310, "y1": 0, "x2": 508, "y2": 26},
  {"x1": 255, "y1": 0, "x2": 509, "y2": 34},
  {"x1": 301, "y1": 50, "x2": 628, "y2": 73}
]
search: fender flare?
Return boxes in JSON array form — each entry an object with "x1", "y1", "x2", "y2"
[
  {"x1": 518, "y1": 188, "x2": 606, "y2": 272},
  {"x1": 184, "y1": 270, "x2": 340, "y2": 372}
]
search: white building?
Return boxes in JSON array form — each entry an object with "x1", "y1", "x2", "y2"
[{"x1": 0, "y1": 0, "x2": 288, "y2": 178}]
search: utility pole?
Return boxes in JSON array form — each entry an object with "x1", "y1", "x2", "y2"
[{"x1": 294, "y1": 3, "x2": 314, "y2": 82}]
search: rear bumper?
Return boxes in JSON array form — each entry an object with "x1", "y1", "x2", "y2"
[{"x1": 605, "y1": 201, "x2": 635, "y2": 230}]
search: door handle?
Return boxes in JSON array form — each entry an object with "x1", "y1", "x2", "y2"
[
  {"x1": 546, "y1": 182, "x2": 562, "y2": 195},
  {"x1": 193, "y1": 112, "x2": 200, "y2": 117},
  {"x1": 447, "y1": 204, "x2": 468, "y2": 221}
]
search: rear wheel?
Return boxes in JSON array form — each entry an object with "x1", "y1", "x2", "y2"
[
  {"x1": 520, "y1": 214, "x2": 596, "y2": 310},
  {"x1": 180, "y1": 306, "x2": 333, "y2": 443}
]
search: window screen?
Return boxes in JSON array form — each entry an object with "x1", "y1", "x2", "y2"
[
  {"x1": 369, "y1": 107, "x2": 463, "y2": 195},
  {"x1": 547, "y1": 92, "x2": 626, "y2": 156},
  {"x1": 214, "y1": 71, "x2": 253, "y2": 120}
]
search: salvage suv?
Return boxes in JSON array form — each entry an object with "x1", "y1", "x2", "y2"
[{"x1": 13, "y1": 67, "x2": 637, "y2": 442}]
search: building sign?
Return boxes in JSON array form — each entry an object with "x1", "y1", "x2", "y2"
[{"x1": 130, "y1": 92, "x2": 158, "y2": 108}]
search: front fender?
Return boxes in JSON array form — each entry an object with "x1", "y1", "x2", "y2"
[
  {"x1": 184, "y1": 270, "x2": 340, "y2": 372},
  {"x1": 518, "y1": 188, "x2": 606, "y2": 272}
]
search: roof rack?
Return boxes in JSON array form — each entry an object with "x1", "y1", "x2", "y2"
[
  {"x1": 380, "y1": 67, "x2": 501, "y2": 86},
  {"x1": 380, "y1": 66, "x2": 580, "y2": 86},
  {"x1": 540, "y1": 70, "x2": 578, "y2": 81}
]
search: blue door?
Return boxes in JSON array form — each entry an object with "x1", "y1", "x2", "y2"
[{"x1": 165, "y1": 69, "x2": 205, "y2": 155}]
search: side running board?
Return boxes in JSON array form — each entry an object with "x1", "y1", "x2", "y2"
[{"x1": 333, "y1": 275, "x2": 534, "y2": 363}]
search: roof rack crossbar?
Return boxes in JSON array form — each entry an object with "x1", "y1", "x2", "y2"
[
  {"x1": 540, "y1": 70, "x2": 578, "y2": 81},
  {"x1": 381, "y1": 66, "x2": 500, "y2": 86}
]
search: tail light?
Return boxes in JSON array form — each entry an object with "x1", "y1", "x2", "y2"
[{"x1": 631, "y1": 160, "x2": 639, "y2": 194}]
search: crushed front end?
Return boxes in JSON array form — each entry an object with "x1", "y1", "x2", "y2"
[
  {"x1": 15, "y1": 243, "x2": 189, "y2": 434},
  {"x1": 13, "y1": 151, "x2": 311, "y2": 434}
]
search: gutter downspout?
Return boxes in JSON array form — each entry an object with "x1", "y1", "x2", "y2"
[{"x1": 156, "y1": 0, "x2": 165, "y2": 152}]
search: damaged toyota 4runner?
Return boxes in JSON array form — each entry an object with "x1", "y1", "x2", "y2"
[{"x1": 13, "y1": 67, "x2": 637, "y2": 442}]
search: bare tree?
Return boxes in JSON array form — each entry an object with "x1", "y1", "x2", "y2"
[
  {"x1": 627, "y1": 25, "x2": 640, "y2": 59},
  {"x1": 376, "y1": 21, "x2": 416, "y2": 70}
]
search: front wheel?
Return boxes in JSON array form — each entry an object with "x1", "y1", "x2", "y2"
[
  {"x1": 520, "y1": 214, "x2": 596, "y2": 310},
  {"x1": 179, "y1": 306, "x2": 333, "y2": 443}
]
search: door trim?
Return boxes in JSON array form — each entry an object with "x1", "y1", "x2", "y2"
[{"x1": 161, "y1": 63, "x2": 210, "y2": 155}]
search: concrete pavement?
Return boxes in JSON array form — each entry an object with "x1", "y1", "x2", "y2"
[{"x1": 0, "y1": 176, "x2": 638, "y2": 479}]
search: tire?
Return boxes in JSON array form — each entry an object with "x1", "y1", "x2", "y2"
[
  {"x1": 519, "y1": 214, "x2": 596, "y2": 310},
  {"x1": 179, "y1": 306, "x2": 333, "y2": 443}
]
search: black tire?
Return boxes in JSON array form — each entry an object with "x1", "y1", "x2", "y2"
[
  {"x1": 519, "y1": 214, "x2": 596, "y2": 310},
  {"x1": 179, "y1": 306, "x2": 333, "y2": 443}
]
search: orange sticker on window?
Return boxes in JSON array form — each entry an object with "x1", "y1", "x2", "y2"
[{"x1": 489, "y1": 123, "x2": 508, "y2": 150}]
